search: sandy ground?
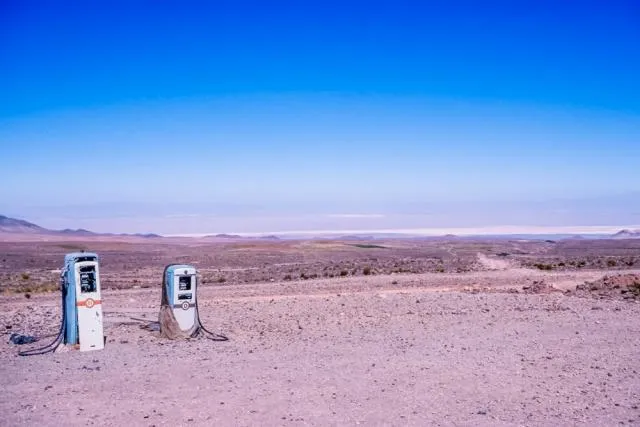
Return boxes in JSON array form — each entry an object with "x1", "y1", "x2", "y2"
[{"x1": 1, "y1": 268, "x2": 640, "y2": 426}]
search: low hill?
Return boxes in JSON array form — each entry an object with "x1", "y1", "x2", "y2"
[
  {"x1": 0, "y1": 214, "x2": 160, "y2": 239},
  {"x1": 0, "y1": 215, "x2": 46, "y2": 233},
  {"x1": 611, "y1": 229, "x2": 640, "y2": 239}
]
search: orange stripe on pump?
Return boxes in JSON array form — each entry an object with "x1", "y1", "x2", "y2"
[{"x1": 76, "y1": 298, "x2": 101, "y2": 308}]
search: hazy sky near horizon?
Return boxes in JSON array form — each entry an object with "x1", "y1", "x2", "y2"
[{"x1": 1, "y1": 1, "x2": 639, "y2": 234}]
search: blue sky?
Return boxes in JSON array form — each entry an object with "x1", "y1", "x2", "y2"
[{"x1": 1, "y1": 0, "x2": 639, "y2": 234}]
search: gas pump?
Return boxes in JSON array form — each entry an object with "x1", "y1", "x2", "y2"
[
  {"x1": 19, "y1": 252, "x2": 105, "y2": 356},
  {"x1": 63, "y1": 252, "x2": 104, "y2": 351},
  {"x1": 158, "y1": 264, "x2": 228, "y2": 341}
]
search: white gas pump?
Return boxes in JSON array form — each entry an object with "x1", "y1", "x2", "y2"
[
  {"x1": 166, "y1": 264, "x2": 198, "y2": 331},
  {"x1": 19, "y1": 252, "x2": 105, "y2": 356},
  {"x1": 66, "y1": 253, "x2": 105, "y2": 351},
  {"x1": 158, "y1": 264, "x2": 228, "y2": 341}
]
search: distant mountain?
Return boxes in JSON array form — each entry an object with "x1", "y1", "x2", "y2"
[
  {"x1": 338, "y1": 235, "x2": 376, "y2": 240},
  {"x1": 0, "y1": 214, "x2": 162, "y2": 239},
  {"x1": 133, "y1": 233, "x2": 162, "y2": 238},
  {"x1": 611, "y1": 229, "x2": 640, "y2": 239},
  {"x1": 202, "y1": 233, "x2": 281, "y2": 241},
  {"x1": 562, "y1": 235, "x2": 586, "y2": 241},
  {"x1": 0, "y1": 215, "x2": 46, "y2": 233},
  {"x1": 260, "y1": 235, "x2": 281, "y2": 240},
  {"x1": 58, "y1": 228, "x2": 96, "y2": 236},
  {"x1": 207, "y1": 233, "x2": 244, "y2": 239}
]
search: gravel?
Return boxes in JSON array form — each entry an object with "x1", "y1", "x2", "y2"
[{"x1": 1, "y1": 269, "x2": 640, "y2": 426}]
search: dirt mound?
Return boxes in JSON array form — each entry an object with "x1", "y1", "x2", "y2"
[
  {"x1": 568, "y1": 273, "x2": 640, "y2": 301},
  {"x1": 522, "y1": 280, "x2": 560, "y2": 294}
]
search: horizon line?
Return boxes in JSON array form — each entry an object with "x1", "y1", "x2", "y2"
[{"x1": 162, "y1": 224, "x2": 640, "y2": 238}]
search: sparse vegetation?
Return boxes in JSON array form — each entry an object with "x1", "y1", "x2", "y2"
[
  {"x1": 1, "y1": 238, "x2": 639, "y2": 292},
  {"x1": 9, "y1": 282, "x2": 59, "y2": 294},
  {"x1": 56, "y1": 244, "x2": 86, "y2": 251},
  {"x1": 630, "y1": 281, "x2": 640, "y2": 297}
]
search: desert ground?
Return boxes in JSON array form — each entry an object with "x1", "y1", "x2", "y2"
[{"x1": 1, "y1": 237, "x2": 640, "y2": 426}]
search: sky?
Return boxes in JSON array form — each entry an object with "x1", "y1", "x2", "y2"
[{"x1": 1, "y1": 0, "x2": 639, "y2": 235}]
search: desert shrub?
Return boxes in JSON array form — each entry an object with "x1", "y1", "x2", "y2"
[
  {"x1": 607, "y1": 259, "x2": 617, "y2": 267},
  {"x1": 363, "y1": 266, "x2": 372, "y2": 275},
  {"x1": 533, "y1": 263, "x2": 554, "y2": 271},
  {"x1": 56, "y1": 244, "x2": 86, "y2": 251},
  {"x1": 300, "y1": 272, "x2": 308, "y2": 280},
  {"x1": 21, "y1": 273, "x2": 30, "y2": 280},
  {"x1": 352, "y1": 244, "x2": 387, "y2": 249},
  {"x1": 19, "y1": 282, "x2": 58, "y2": 294},
  {"x1": 283, "y1": 274, "x2": 292, "y2": 281},
  {"x1": 340, "y1": 270, "x2": 348, "y2": 277},
  {"x1": 217, "y1": 276, "x2": 227, "y2": 283}
]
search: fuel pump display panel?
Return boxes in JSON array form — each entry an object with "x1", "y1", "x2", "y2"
[
  {"x1": 79, "y1": 266, "x2": 97, "y2": 293},
  {"x1": 179, "y1": 276, "x2": 191, "y2": 291}
]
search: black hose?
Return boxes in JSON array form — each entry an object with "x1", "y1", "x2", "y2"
[
  {"x1": 194, "y1": 270, "x2": 228, "y2": 341},
  {"x1": 18, "y1": 281, "x2": 67, "y2": 356},
  {"x1": 196, "y1": 303, "x2": 228, "y2": 341}
]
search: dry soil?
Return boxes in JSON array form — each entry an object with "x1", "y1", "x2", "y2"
[{"x1": 1, "y1": 261, "x2": 640, "y2": 426}]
